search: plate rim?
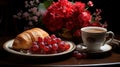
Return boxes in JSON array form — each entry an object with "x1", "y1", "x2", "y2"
[{"x1": 3, "y1": 39, "x2": 76, "y2": 57}]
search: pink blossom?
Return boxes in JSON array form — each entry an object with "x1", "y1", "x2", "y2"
[
  {"x1": 36, "y1": 11, "x2": 41, "y2": 17},
  {"x1": 95, "y1": 15, "x2": 102, "y2": 21},
  {"x1": 17, "y1": 11, "x2": 22, "y2": 16},
  {"x1": 87, "y1": 1, "x2": 94, "y2": 7},
  {"x1": 30, "y1": 7, "x2": 38, "y2": 14},
  {"x1": 35, "y1": 0, "x2": 40, "y2": 4},
  {"x1": 32, "y1": 16, "x2": 38, "y2": 22},
  {"x1": 25, "y1": 1, "x2": 29, "y2": 8},
  {"x1": 13, "y1": 15, "x2": 18, "y2": 18},
  {"x1": 28, "y1": 17, "x2": 32, "y2": 20},
  {"x1": 23, "y1": 12, "x2": 29, "y2": 18},
  {"x1": 39, "y1": 9, "x2": 47, "y2": 16},
  {"x1": 30, "y1": 1, "x2": 34, "y2": 6},
  {"x1": 28, "y1": 21, "x2": 33, "y2": 26},
  {"x1": 96, "y1": 9, "x2": 102, "y2": 15},
  {"x1": 102, "y1": 22, "x2": 108, "y2": 28}
]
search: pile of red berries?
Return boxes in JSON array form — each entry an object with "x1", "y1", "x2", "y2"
[
  {"x1": 72, "y1": 44, "x2": 87, "y2": 59},
  {"x1": 72, "y1": 50, "x2": 87, "y2": 59},
  {"x1": 29, "y1": 34, "x2": 70, "y2": 54}
]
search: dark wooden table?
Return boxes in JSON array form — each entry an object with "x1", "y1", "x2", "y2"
[{"x1": 0, "y1": 36, "x2": 120, "y2": 67}]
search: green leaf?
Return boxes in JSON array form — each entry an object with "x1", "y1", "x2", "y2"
[
  {"x1": 43, "y1": 0, "x2": 53, "y2": 8},
  {"x1": 37, "y1": 3, "x2": 46, "y2": 11}
]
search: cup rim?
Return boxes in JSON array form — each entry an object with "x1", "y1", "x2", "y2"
[{"x1": 81, "y1": 26, "x2": 107, "y2": 33}]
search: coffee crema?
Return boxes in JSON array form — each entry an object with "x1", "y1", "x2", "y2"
[{"x1": 84, "y1": 29, "x2": 105, "y2": 33}]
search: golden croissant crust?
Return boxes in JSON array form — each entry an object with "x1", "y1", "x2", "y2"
[{"x1": 12, "y1": 28, "x2": 49, "y2": 50}]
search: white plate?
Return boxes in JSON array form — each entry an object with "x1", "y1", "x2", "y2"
[{"x1": 3, "y1": 39, "x2": 76, "y2": 57}]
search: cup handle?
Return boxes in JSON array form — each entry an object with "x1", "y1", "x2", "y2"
[{"x1": 104, "y1": 31, "x2": 114, "y2": 44}]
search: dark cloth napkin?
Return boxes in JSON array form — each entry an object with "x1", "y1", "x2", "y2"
[{"x1": 109, "y1": 39, "x2": 120, "y2": 53}]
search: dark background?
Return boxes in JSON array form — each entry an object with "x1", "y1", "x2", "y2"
[{"x1": 0, "y1": 0, "x2": 119, "y2": 37}]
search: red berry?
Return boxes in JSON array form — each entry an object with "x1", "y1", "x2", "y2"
[
  {"x1": 58, "y1": 41, "x2": 65, "y2": 51},
  {"x1": 38, "y1": 37, "x2": 43, "y2": 43},
  {"x1": 73, "y1": 51, "x2": 79, "y2": 57},
  {"x1": 56, "y1": 38, "x2": 62, "y2": 43},
  {"x1": 51, "y1": 39, "x2": 57, "y2": 44},
  {"x1": 64, "y1": 43, "x2": 70, "y2": 50},
  {"x1": 51, "y1": 34, "x2": 56, "y2": 39},
  {"x1": 31, "y1": 44, "x2": 39, "y2": 52},
  {"x1": 76, "y1": 53, "x2": 82, "y2": 59},
  {"x1": 44, "y1": 36, "x2": 51, "y2": 43},
  {"x1": 39, "y1": 42, "x2": 45, "y2": 49},
  {"x1": 48, "y1": 44, "x2": 52, "y2": 49},
  {"x1": 82, "y1": 53, "x2": 87, "y2": 58},
  {"x1": 52, "y1": 43, "x2": 58, "y2": 51},
  {"x1": 43, "y1": 46, "x2": 50, "y2": 52},
  {"x1": 32, "y1": 41, "x2": 38, "y2": 45},
  {"x1": 47, "y1": 39, "x2": 52, "y2": 45}
]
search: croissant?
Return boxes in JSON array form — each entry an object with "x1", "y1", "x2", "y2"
[{"x1": 12, "y1": 28, "x2": 49, "y2": 50}]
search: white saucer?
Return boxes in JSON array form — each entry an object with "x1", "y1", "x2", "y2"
[
  {"x1": 100, "y1": 44, "x2": 112, "y2": 52},
  {"x1": 76, "y1": 43, "x2": 112, "y2": 53}
]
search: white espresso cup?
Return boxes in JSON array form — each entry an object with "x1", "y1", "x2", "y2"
[{"x1": 81, "y1": 26, "x2": 114, "y2": 52}]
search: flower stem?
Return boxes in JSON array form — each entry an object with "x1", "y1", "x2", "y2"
[{"x1": 85, "y1": 6, "x2": 89, "y2": 10}]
